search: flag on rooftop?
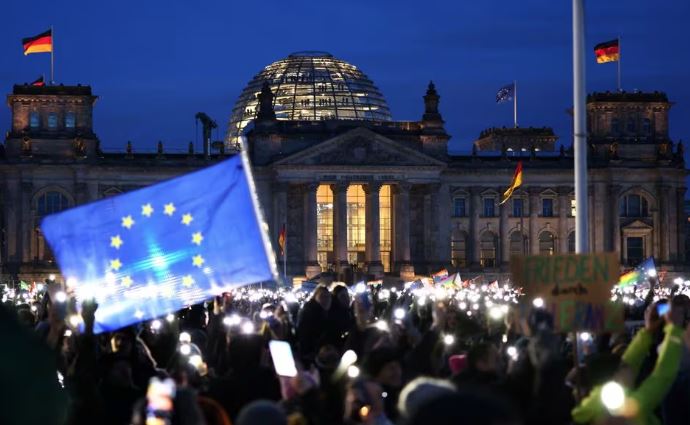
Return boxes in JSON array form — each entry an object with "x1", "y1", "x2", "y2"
[
  {"x1": 22, "y1": 29, "x2": 53, "y2": 55},
  {"x1": 594, "y1": 39, "x2": 620, "y2": 63},
  {"x1": 41, "y1": 155, "x2": 275, "y2": 333},
  {"x1": 496, "y1": 83, "x2": 515, "y2": 103},
  {"x1": 30, "y1": 76, "x2": 45, "y2": 87}
]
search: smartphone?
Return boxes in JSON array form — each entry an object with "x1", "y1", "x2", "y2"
[
  {"x1": 657, "y1": 302, "x2": 670, "y2": 316},
  {"x1": 146, "y1": 377, "x2": 175, "y2": 425},
  {"x1": 269, "y1": 340, "x2": 298, "y2": 377}
]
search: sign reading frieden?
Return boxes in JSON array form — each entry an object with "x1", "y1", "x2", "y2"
[{"x1": 511, "y1": 253, "x2": 623, "y2": 332}]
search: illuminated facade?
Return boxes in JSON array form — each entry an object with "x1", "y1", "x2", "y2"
[{"x1": 1, "y1": 54, "x2": 688, "y2": 284}]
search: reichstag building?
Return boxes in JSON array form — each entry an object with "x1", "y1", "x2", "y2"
[{"x1": 1, "y1": 51, "x2": 686, "y2": 284}]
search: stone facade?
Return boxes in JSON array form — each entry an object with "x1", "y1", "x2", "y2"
[{"x1": 1, "y1": 82, "x2": 687, "y2": 285}]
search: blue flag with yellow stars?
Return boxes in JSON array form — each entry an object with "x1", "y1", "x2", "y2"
[{"x1": 41, "y1": 155, "x2": 276, "y2": 333}]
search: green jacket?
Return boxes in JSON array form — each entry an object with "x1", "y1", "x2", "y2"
[{"x1": 572, "y1": 324, "x2": 685, "y2": 425}]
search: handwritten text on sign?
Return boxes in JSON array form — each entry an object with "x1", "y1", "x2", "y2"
[{"x1": 511, "y1": 253, "x2": 623, "y2": 332}]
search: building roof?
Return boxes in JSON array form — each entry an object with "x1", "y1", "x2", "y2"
[
  {"x1": 226, "y1": 51, "x2": 392, "y2": 144},
  {"x1": 11, "y1": 84, "x2": 93, "y2": 96},
  {"x1": 587, "y1": 91, "x2": 669, "y2": 103}
]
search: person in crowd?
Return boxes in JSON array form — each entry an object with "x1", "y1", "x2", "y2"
[{"x1": 297, "y1": 285, "x2": 335, "y2": 365}]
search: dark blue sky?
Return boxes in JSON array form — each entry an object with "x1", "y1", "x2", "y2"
[{"x1": 1, "y1": 0, "x2": 689, "y2": 154}]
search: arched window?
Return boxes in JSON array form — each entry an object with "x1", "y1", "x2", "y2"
[
  {"x1": 539, "y1": 231, "x2": 556, "y2": 255},
  {"x1": 611, "y1": 118, "x2": 620, "y2": 135},
  {"x1": 642, "y1": 118, "x2": 651, "y2": 136},
  {"x1": 627, "y1": 118, "x2": 636, "y2": 133},
  {"x1": 509, "y1": 231, "x2": 526, "y2": 259},
  {"x1": 568, "y1": 232, "x2": 576, "y2": 253},
  {"x1": 619, "y1": 194, "x2": 649, "y2": 218},
  {"x1": 480, "y1": 231, "x2": 497, "y2": 267},
  {"x1": 451, "y1": 230, "x2": 467, "y2": 268}
]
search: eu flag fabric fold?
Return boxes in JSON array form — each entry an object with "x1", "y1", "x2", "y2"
[
  {"x1": 41, "y1": 155, "x2": 275, "y2": 333},
  {"x1": 496, "y1": 83, "x2": 515, "y2": 103}
]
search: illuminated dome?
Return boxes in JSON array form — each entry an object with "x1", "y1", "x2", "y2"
[{"x1": 227, "y1": 51, "x2": 392, "y2": 143}]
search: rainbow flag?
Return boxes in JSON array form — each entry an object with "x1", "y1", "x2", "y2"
[
  {"x1": 618, "y1": 270, "x2": 640, "y2": 287},
  {"x1": 438, "y1": 272, "x2": 462, "y2": 289},
  {"x1": 432, "y1": 268, "x2": 449, "y2": 282}
]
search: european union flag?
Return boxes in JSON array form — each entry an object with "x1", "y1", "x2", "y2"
[
  {"x1": 496, "y1": 83, "x2": 515, "y2": 103},
  {"x1": 41, "y1": 155, "x2": 276, "y2": 333}
]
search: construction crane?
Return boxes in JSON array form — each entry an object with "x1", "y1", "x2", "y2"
[{"x1": 195, "y1": 112, "x2": 217, "y2": 157}]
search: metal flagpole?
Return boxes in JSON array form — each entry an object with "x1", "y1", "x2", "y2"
[
  {"x1": 283, "y1": 222, "x2": 288, "y2": 286},
  {"x1": 617, "y1": 35, "x2": 621, "y2": 92},
  {"x1": 50, "y1": 26, "x2": 54, "y2": 85},
  {"x1": 573, "y1": 0, "x2": 589, "y2": 254},
  {"x1": 513, "y1": 80, "x2": 518, "y2": 128}
]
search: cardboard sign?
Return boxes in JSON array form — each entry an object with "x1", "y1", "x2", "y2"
[{"x1": 511, "y1": 253, "x2": 623, "y2": 332}]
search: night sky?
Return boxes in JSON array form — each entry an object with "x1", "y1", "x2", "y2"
[{"x1": 1, "y1": 0, "x2": 689, "y2": 156}]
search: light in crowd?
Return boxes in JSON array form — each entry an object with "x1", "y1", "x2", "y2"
[
  {"x1": 66, "y1": 277, "x2": 77, "y2": 288},
  {"x1": 179, "y1": 332, "x2": 191, "y2": 343},
  {"x1": 502, "y1": 334, "x2": 508, "y2": 343},
  {"x1": 489, "y1": 306, "x2": 504, "y2": 320},
  {"x1": 375, "y1": 320, "x2": 389, "y2": 332},
  {"x1": 241, "y1": 321, "x2": 255, "y2": 334},
  {"x1": 49, "y1": 274, "x2": 56, "y2": 281},
  {"x1": 64, "y1": 329, "x2": 72, "y2": 337},
  {"x1": 417, "y1": 296, "x2": 427, "y2": 306},
  {"x1": 443, "y1": 334, "x2": 455, "y2": 346},
  {"x1": 459, "y1": 302, "x2": 467, "y2": 310},
  {"x1": 347, "y1": 365, "x2": 360, "y2": 378},
  {"x1": 355, "y1": 282, "x2": 367, "y2": 294},
  {"x1": 284, "y1": 292, "x2": 298, "y2": 304},
  {"x1": 579, "y1": 332, "x2": 592, "y2": 342},
  {"x1": 188, "y1": 354, "x2": 203, "y2": 369},
  {"x1": 646, "y1": 268, "x2": 657, "y2": 278},
  {"x1": 30, "y1": 305, "x2": 37, "y2": 312},
  {"x1": 36, "y1": 283, "x2": 44, "y2": 292},
  {"x1": 601, "y1": 381, "x2": 625, "y2": 412},
  {"x1": 507, "y1": 346, "x2": 518, "y2": 361},
  {"x1": 179, "y1": 343, "x2": 192, "y2": 356},
  {"x1": 166, "y1": 313, "x2": 175, "y2": 323},
  {"x1": 150, "y1": 319, "x2": 162, "y2": 331},
  {"x1": 674, "y1": 277, "x2": 683, "y2": 285},
  {"x1": 378, "y1": 289, "x2": 390, "y2": 301},
  {"x1": 68, "y1": 314, "x2": 81, "y2": 328},
  {"x1": 341, "y1": 350, "x2": 358, "y2": 368},
  {"x1": 532, "y1": 297, "x2": 544, "y2": 308},
  {"x1": 393, "y1": 308, "x2": 406, "y2": 320},
  {"x1": 259, "y1": 310, "x2": 271, "y2": 319},
  {"x1": 54, "y1": 291, "x2": 67, "y2": 303},
  {"x1": 223, "y1": 314, "x2": 242, "y2": 327}
]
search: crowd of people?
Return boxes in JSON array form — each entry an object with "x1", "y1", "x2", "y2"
[{"x1": 1, "y1": 277, "x2": 690, "y2": 425}]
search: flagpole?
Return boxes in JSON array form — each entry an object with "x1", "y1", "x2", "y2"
[
  {"x1": 513, "y1": 80, "x2": 518, "y2": 128},
  {"x1": 617, "y1": 35, "x2": 621, "y2": 92},
  {"x1": 283, "y1": 222, "x2": 288, "y2": 286},
  {"x1": 50, "y1": 25, "x2": 54, "y2": 85},
  {"x1": 573, "y1": 0, "x2": 589, "y2": 253}
]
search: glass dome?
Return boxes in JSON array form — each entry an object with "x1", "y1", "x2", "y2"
[{"x1": 226, "y1": 51, "x2": 392, "y2": 144}]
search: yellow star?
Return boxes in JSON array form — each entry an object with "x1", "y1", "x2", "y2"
[
  {"x1": 141, "y1": 203, "x2": 154, "y2": 217},
  {"x1": 192, "y1": 232, "x2": 204, "y2": 246},
  {"x1": 110, "y1": 235, "x2": 123, "y2": 249},
  {"x1": 182, "y1": 275, "x2": 195, "y2": 288},
  {"x1": 121, "y1": 276, "x2": 133, "y2": 288},
  {"x1": 192, "y1": 255, "x2": 205, "y2": 268},
  {"x1": 121, "y1": 215, "x2": 135, "y2": 229},
  {"x1": 110, "y1": 259, "x2": 122, "y2": 271},
  {"x1": 164, "y1": 203, "x2": 176, "y2": 216},
  {"x1": 181, "y1": 213, "x2": 193, "y2": 226}
]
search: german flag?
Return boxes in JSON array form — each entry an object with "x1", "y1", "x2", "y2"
[
  {"x1": 500, "y1": 161, "x2": 523, "y2": 205},
  {"x1": 594, "y1": 39, "x2": 619, "y2": 64},
  {"x1": 22, "y1": 29, "x2": 52, "y2": 55},
  {"x1": 277, "y1": 223, "x2": 286, "y2": 256},
  {"x1": 30, "y1": 76, "x2": 45, "y2": 87}
]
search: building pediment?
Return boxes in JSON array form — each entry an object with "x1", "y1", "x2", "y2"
[
  {"x1": 273, "y1": 127, "x2": 445, "y2": 167},
  {"x1": 621, "y1": 219, "x2": 653, "y2": 230}
]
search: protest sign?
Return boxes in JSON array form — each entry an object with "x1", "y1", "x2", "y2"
[{"x1": 511, "y1": 253, "x2": 624, "y2": 332}]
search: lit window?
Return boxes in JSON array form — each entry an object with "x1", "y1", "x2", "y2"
[
  {"x1": 65, "y1": 112, "x2": 75, "y2": 128},
  {"x1": 539, "y1": 232, "x2": 556, "y2": 255},
  {"x1": 542, "y1": 198, "x2": 554, "y2": 217},
  {"x1": 483, "y1": 198, "x2": 495, "y2": 217},
  {"x1": 48, "y1": 112, "x2": 58, "y2": 129},
  {"x1": 451, "y1": 231, "x2": 467, "y2": 268},
  {"x1": 30, "y1": 111, "x2": 40, "y2": 128},
  {"x1": 379, "y1": 185, "x2": 392, "y2": 273},
  {"x1": 317, "y1": 185, "x2": 333, "y2": 271},
  {"x1": 347, "y1": 185, "x2": 366, "y2": 267},
  {"x1": 570, "y1": 199, "x2": 576, "y2": 217},
  {"x1": 453, "y1": 198, "x2": 466, "y2": 217}
]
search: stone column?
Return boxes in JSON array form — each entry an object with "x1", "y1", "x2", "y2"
[
  {"x1": 668, "y1": 186, "x2": 678, "y2": 263},
  {"x1": 21, "y1": 182, "x2": 33, "y2": 263},
  {"x1": 435, "y1": 183, "x2": 452, "y2": 268},
  {"x1": 658, "y1": 185, "x2": 670, "y2": 262},
  {"x1": 303, "y1": 183, "x2": 320, "y2": 278},
  {"x1": 4, "y1": 177, "x2": 20, "y2": 263},
  {"x1": 394, "y1": 182, "x2": 414, "y2": 280},
  {"x1": 364, "y1": 182, "x2": 383, "y2": 278},
  {"x1": 593, "y1": 182, "x2": 606, "y2": 252},
  {"x1": 331, "y1": 182, "x2": 350, "y2": 274},
  {"x1": 499, "y1": 198, "x2": 509, "y2": 268},
  {"x1": 609, "y1": 185, "x2": 622, "y2": 256},
  {"x1": 677, "y1": 188, "x2": 687, "y2": 263},
  {"x1": 557, "y1": 186, "x2": 570, "y2": 253},
  {"x1": 528, "y1": 188, "x2": 540, "y2": 255},
  {"x1": 469, "y1": 187, "x2": 481, "y2": 266}
]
